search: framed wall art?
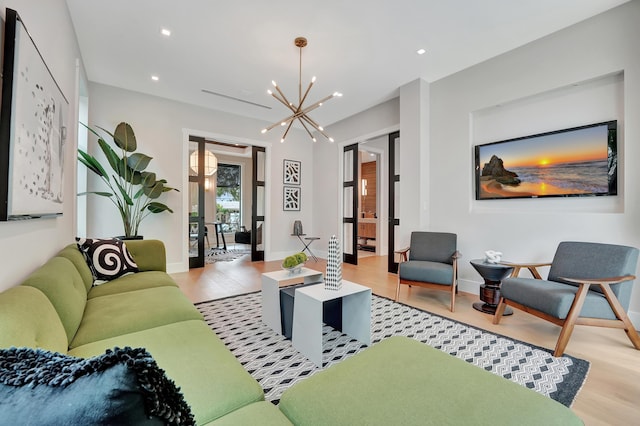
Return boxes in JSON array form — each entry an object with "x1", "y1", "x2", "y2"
[
  {"x1": 283, "y1": 186, "x2": 300, "y2": 211},
  {"x1": 283, "y1": 159, "x2": 301, "y2": 185},
  {"x1": 474, "y1": 120, "x2": 617, "y2": 200},
  {"x1": 0, "y1": 8, "x2": 69, "y2": 220}
]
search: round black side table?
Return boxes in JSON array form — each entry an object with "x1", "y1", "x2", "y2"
[{"x1": 470, "y1": 259, "x2": 514, "y2": 315}]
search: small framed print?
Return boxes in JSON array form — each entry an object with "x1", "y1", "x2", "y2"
[
  {"x1": 283, "y1": 186, "x2": 301, "y2": 211},
  {"x1": 283, "y1": 159, "x2": 301, "y2": 185}
]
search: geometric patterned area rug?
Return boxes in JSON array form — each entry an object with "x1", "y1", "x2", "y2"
[
  {"x1": 205, "y1": 248, "x2": 251, "y2": 263},
  {"x1": 196, "y1": 291, "x2": 590, "y2": 407}
]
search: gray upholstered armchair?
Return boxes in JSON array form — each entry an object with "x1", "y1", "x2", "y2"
[
  {"x1": 494, "y1": 241, "x2": 640, "y2": 356},
  {"x1": 395, "y1": 232, "x2": 460, "y2": 312}
]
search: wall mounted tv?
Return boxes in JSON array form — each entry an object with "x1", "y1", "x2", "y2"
[{"x1": 474, "y1": 120, "x2": 617, "y2": 200}]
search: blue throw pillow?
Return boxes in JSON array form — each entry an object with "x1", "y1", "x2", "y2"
[{"x1": 0, "y1": 346, "x2": 194, "y2": 425}]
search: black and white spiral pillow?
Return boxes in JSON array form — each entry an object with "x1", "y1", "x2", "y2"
[{"x1": 76, "y1": 238, "x2": 139, "y2": 284}]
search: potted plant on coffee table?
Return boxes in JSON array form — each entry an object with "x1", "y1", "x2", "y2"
[
  {"x1": 282, "y1": 252, "x2": 308, "y2": 274},
  {"x1": 78, "y1": 122, "x2": 178, "y2": 239}
]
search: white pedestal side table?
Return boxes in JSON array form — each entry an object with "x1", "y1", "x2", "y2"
[
  {"x1": 292, "y1": 280, "x2": 372, "y2": 367},
  {"x1": 261, "y1": 267, "x2": 323, "y2": 334}
]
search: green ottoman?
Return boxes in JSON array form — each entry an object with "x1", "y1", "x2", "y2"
[{"x1": 278, "y1": 336, "x2": 582, "y2": 426}]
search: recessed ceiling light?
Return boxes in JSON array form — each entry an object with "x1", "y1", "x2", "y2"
[
  {"x1": 416, "y1": 48, "x2": 426, "y2": 55},
  {"x1": 161, "y1": 28, "x2": 171, "y2": 37},
  {"x1": 151, "y1": 75, "x2": 159, "y2": 81}
]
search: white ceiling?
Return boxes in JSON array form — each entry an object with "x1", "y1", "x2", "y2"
[{"x1": 65, "y1": 0, "x2": 629, "y2": 130}]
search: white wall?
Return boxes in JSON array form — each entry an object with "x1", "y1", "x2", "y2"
[
  {"x1": 85, "y1": 83, "x2": 316, "y2": 271},
  {"x1": 0, "y1": 0, "x2": 84, "y2": 291},
  {"x1": 399, "y1": 79, "x2": 430, "y2": 247},
  {"x1": 427, "y1": 2, "x2": 640, "y2": 322}
]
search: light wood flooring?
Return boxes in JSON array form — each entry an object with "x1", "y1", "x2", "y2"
[{"x1": 171, "y1": 254, "x2": 640, "y2": 425}]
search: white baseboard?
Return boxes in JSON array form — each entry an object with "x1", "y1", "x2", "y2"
[
  {"x1": 267, "y1": 250, "x2": 328, "y2": 263},
  {"x1": 458, "y1": 278, "x2": 480, "y2": 296},
  {"x1": 167, "y1": 262, "x2": 187, "y2": 274}
]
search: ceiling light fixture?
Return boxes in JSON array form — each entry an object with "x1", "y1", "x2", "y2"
[
  {"x1": 416, "y1": 48, "x2": 426, "y2": 55},
  {"x1": 151, "y1": 75, "x2": 159, "y2": 81},
  {"x1": 261, "y1": 37, "x2": 342, "y2": 143},
  {"x1": 161, "y1": 28, "x2": 171, "y2": 37},
  {"x1": 190, "y1": 149, "x2": 218, "y2": 176}
]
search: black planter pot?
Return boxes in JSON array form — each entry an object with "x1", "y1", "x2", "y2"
[{"x1": 115, "y1": 235, "x2": 144, "y2": 240}]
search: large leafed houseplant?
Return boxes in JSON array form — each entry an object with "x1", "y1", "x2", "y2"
[{"x1": 78, "y1": 122, "x2": 177, "y2": 238}]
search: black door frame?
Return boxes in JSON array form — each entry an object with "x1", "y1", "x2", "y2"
[
  {"x1": 388, "y1": 131, "x2": 400, "y2": 273},
  {"x1": 188, "y1": 136, "x2": 206, "y2": 269},
  {"x1": 251, "y1": 146, "x2": 265, "y2": 261},
  {"x1": 343, "y1": 143, "x2": 358, "y2": 265}
]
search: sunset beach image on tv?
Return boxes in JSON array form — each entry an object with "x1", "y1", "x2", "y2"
[{"x1": 475, "y1": 121, "x2": 617, "y2": 200}]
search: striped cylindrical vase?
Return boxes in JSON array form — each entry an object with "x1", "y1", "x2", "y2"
[{"x1": 325, "y1": 235, "x2": 342, "y2": 291}]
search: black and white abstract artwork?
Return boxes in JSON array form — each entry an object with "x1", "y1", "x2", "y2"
[
  {"x1": 283, "y1": 186, "x2": 300, "y2": 211},
  {"x1": 283, "y1": 159, "x2": 300, "y2": 185},
  {"x1": 1, "y1": 9, "x2": 68, "y2": 219}
]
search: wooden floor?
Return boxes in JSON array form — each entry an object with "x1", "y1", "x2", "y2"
[{"x1": 172, "y1": 254, "x2": 640, "y2": 426}]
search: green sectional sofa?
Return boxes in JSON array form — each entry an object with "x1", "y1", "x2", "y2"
[
  {"x1": 0, "y1": 239, "x2": 290, "y2": 425},
  {"x1": 0, "y1": 239, "x2": 582, "y2": 425}
]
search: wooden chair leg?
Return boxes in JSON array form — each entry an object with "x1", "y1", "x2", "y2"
[
  {"x1": 527, "y1": 267, "x2": 542, "y2": 279},
  {"x1": 450, "y1": 284, "x2": 455, "y2": 312},
  {"x1": 449, "y1": 264, "x2": 458, "y2": 312},
  {"x1": 600, "y1": 283, "x2": 640, "y2": 350},
  {"x1": 554, "y1": 283, "x2": 590, "y2": 357},
  {"x1": 395, "y1": 280, "x2": 401, "y2": 302},
  {"x1": 493, "y1": 297, "x2": 507, "y2": 324}
]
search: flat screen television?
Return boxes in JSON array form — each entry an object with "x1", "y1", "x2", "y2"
[{"x1": 474, "y1": 120, "x2": 617, "y2": 200}]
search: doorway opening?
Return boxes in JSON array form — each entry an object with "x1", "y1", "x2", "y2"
[
  {"x1": 340, "y1": 130, "x2": 399, "y2": 271},
  {"x1": 357, "y1": 148, "x2": 380, "y2": 258},
  {"x1": 187, "y1": 136, "x2": 265, "y2": 268}
]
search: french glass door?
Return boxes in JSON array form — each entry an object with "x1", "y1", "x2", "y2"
[
  {"x1": 342, "y1": 143, "x2": 358, "y2": 265},
  {"x1": 251, "y1": 146, "x2": 265, "y2": 261},
  {"x1": 388, "y1": 131, "x2": 400, "y2": 273},
  {"x1": 188, "y1": 136, "x2": 206, "y2": 268}
]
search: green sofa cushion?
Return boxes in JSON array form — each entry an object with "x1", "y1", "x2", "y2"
[
  {"x1": 69, "y1": 320, "x2": 264, "y2": 425},
  {"x1": 87, "y1": 271, "x2": 178, "y2": 299},
  {"x1": 70, "y1": 286, "x2": 203, "y2": 348},
  {"x1": 21, "y1": 257, "x2": 87, "y2": 344},
  {"x1": 125, "y1": 239, "x2": 167, "y2": 272},
  {"x1": 57, "y1": 245, "x2": 94, "y2": 293},
  {"x1": 0, "y1": 286, "x2": 67, "y2": 353},
  {"x1": 206, "y1": 402, "x2": 292, "y2": 426},
  {"x1": 278, "y1": 336, "x2": 582, "y2": 426}
]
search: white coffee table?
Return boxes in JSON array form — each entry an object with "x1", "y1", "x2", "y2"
[
  {"x1": 261, "y1": 267, "x2": 323, "y2": 334},
  {"x1": 292, "y1": 280, "x2": 372, "y2": 367}
]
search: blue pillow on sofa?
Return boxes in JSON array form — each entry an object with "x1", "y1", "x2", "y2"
[{"x1": 0, "y1": 346, "x2": 194, "y2": 425}]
